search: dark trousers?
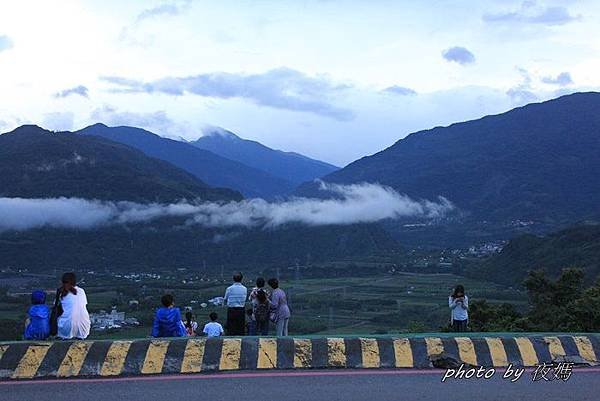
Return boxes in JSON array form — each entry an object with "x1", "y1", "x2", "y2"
[
  {"x1": 452, "y1": 319, "x2": 468, "y2": 332},
  {"x1": 256, "y1": 319, "x2": 269, "y2": 336},
  {"x1": 226, "y1": 307, "x2": 245, "y2": 336}
]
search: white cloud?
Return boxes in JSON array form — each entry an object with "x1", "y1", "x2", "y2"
[
  {"x1": 541, "y1": 72, "x2": 573, "y2": 86},
  {"x1": 43, "y1": 112, "x2": 74, "y2": 131},
  {"x1": 0, "y1": 182, "x2": 454, "y2": 232},
  {"x1": 483, "y1": 2, "x2": 581, "y2": 26},
  {"x1": 382, "y1": 86, "x2": 417, "y2": 96},
  {"x1": 54, "y1": 85, "x2": 89, "y2": 98},
  {"x1": 442, "y1": 47, "x2": 476, "y2": 65},
  {"x1": 100, "y1": 68, "x2": 355, "y2": 121},
  {"x1": 0, "y1": 34, "x2": 13, "y2": 52}
]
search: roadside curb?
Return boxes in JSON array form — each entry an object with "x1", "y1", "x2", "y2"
[{"x1": 1, "y1": 335, "x2": 598, "y2": 380}]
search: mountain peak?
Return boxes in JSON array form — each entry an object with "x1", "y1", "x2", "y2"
[{"x1": 9, "y1": 124, "x2": 51, "y2": 135}]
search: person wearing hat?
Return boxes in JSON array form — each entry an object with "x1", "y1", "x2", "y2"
[{"x1": 24, "y1": 290, "x2": 50, "y2": 340}]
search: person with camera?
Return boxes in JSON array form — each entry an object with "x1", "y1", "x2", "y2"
[{"x1": 449, "y1": 284, "x2": 468, "y2": 332}]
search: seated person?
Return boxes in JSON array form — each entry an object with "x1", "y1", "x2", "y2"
[
  {"x1": 203, "y1": 312, "x2": 224, "y2": 338},
  {"x1": 151, "y1": 294, "x2": 186, "y2": 337},
  {"x1": 24, "y1": 290, "x2": 50, "y2": 340}
]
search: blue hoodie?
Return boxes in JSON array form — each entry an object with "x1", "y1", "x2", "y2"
[
  {"x1": 151, "y1": 307, "x2": 186, "y2": 337},
  {"x1": 24, "y1": 304, "x2": 50, "y2": 340}
]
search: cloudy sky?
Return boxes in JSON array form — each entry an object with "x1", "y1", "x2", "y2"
[{"x1": 0, "y1": 0, "x2": 599, "y2": 165}]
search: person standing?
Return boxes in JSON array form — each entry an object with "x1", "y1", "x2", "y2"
[
  {"x1": 449, "y1": 284, "x2": 469, "y2": 332},
  {"x1": 249, "y1": 277, "x2": 270, "y2": 336},
  {"x1": 224, "y1": 272, "x2": 247, "y2": 336},
  {"x1": 268, "y1": 278, "x2": 290, "y2": 336},
  {"x1": 254, "y1": 289, "x2": 270, "y2": 336},
  {"x1": 57, "y1": 272, "x2": 91, "y2": 340},
  {"x1": 248, "y1": 277, "x2": 270, "y2": 306}
]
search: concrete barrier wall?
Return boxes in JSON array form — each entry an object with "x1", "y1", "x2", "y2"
[{"x1": 1, "y1": 335, "x2": 598, "y2": 380}]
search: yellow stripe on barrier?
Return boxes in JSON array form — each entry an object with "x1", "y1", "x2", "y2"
[
  {"x1": 455, "y1": 337, "x2": 477, "y2": 366},
  {"x1": 293, "y1": 339, "x2": 312, "y2": 368},
  {"x1": 12, "y1": 344, "x2": 51, "y2": 379},
  {"x1": 219, "y1": 339, "x2": 242, "y2": 370},
  {"x1": 257, "y1": 338, "x2": 278, "y2": 369},
  {"x1": 57, "y1": 341, "x2": 93, "y2": 377},
  {"x1": 573, "y1": 336, "x2": 597, "y2": 363},
  {"x1": 515, "y1": 337, "x2": 539, "y2": 366},
  {"x1": 181, "y1": 339, "x2": 206, "y2": 373},
  {"x1": 100, "y1": 341, "x2": 132, "y2": 376},
  {"x1": 359, "y1": 338, "x2": 380, "y2": 368},
  {"x1": 327, "y1": 338, "x2": 346, "y2": 367},
  {"x1": 141, "y1": 340, "x2": 169, "y2": 374},
  {"x1": 485, "y1": 338, "x2": 508, "y2": 367},
  {"x1": 544, "y1": 337, "x2": 566, "y2": 360},
  {"x1": 393, "y1": 338, "x2": 413, "y2": 368},
  {"x1": 425, "y1": 337, "x2": 444, "y2": 357}
]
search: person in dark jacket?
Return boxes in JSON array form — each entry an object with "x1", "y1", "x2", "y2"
[
  {"x1": 151, "y1": 294, "x2": 186, "y2": 338},
  {"x1": 24, "y1": 290, "x2": 50, "y2": 340}
]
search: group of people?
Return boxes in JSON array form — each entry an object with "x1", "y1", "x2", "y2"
[
  {"x1": 151, "y1": 273, "x2": 291, "y2": 338},
  {"x1": 24, "y1": 272, "x2": 91, "y2": 340},
  {"x1": 223, "y1": 274, "x2": 290, "y2": 337},
  {"x1": 24, "y1": 272, "x2": 468, "y2": 340}
]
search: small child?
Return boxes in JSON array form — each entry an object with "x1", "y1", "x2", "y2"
[
  {"x1": 24, "y1": 290, "x2": 50, "y2": 340},
  {"x1": 151, "y1": 294, "x2": 187, "y2": 338},
  {"x1": 202, "y1": 312, "x2": 224, "y2": 338},
  {"x1": 246, "y1": 308, "x2": 257, "y2": 336},
  {"x1": 183, "y1": 311, "x2": 198, "y2": 336}
]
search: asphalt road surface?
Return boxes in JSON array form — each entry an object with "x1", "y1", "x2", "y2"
[{"x1": 3, "y1": 369, "x2": 599, "y2": 401}]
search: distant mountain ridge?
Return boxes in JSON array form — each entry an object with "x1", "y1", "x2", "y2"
[
  {"x1": 0, "y1": 125, "x2": 240, "y2": 202},
  {"x1": 467, "y1": 224, "x2": 600, "y2": 286},
  {"x1": 78, "y1": 124, "x2": 295, "y2": 199},
  {"x1": 296, "y1": 92, "x2": 600, "y2": 242},
  {"x1": 191, "y1": 127, "x2": 338, "y2": 187}
]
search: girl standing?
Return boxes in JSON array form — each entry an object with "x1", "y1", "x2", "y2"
[{"x1": 449, "y1": 284, "x2": 468, "y2": 332}]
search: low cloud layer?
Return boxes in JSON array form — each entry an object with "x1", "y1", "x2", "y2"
[
  {"x1": 100, "y1": 68, "x2": 355, "y2": 121},
  {"x1": 0, "y1": 182, "x2": 453, "y2": 232}
]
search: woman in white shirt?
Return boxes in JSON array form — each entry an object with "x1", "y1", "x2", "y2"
[
  {"x1": 57, "y1": 272, "x2": 91, "y2": 340},
  {"x1": 448, "y1": 284, "x2": 468, "y2": 332}
]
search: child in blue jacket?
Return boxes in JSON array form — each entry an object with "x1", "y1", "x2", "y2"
[
  {"x1": 151, "y1": 294, "x2": 186, "y2": 338},
  {"x1": 24, "y1": 290, "x2": 50, "y2": 340}
]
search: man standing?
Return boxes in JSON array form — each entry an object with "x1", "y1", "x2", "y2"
[{"x1": 224, "y1": 272, "x2": 247, "y2": 336}]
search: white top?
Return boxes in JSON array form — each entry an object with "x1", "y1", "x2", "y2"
[
  {"x1": 449, "y1": 295, "x2": 469, "y2": 321},
  {"x1": 203, "y1": 321, "x2": 224, "y2": 337},
  {"x1": 224, "y1": 283, "x2": 247, "y2": 308},
  {"x1": 57, "y1": 286, "x2": 91, "y2": 339},
  {"x1": 182, "y1": 321, "x2": 198, "y2": 335}
]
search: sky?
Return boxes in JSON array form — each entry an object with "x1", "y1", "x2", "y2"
[{"x1": 1, "y1": 0, "x2": 599, "y2": 166}]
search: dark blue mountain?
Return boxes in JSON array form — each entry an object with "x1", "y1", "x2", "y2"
[
  {"x1": 191, "y1": 127, "x2": 338, "y2": 186},
  {"x1": 296, "y1": 92, "x2": 600, "y2": 243},
  {"x1": 78, "y1": 124, "x2": 295, "y2": 199},
  {"x1": 0, "y1": 125, "x2": 241, "y2": 202}
]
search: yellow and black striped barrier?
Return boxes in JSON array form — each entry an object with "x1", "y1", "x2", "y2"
[{"x1": 0, "y1": 335, "x2": 598, "y2": 380}]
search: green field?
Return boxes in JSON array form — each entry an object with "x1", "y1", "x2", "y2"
[{"x1": 0, "y1": 271, "x2": 527, "y2": 340}]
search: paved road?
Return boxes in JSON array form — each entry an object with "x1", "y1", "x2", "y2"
[{"x1": 3, "y1": 369, "x2": 599, "y2": 401}]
